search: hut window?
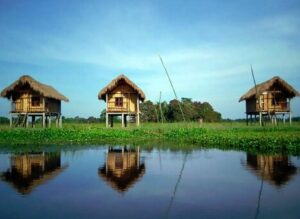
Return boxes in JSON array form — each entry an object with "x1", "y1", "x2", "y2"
[
  {"x1": 115, "y1": 97, "x2": 123, "y2": 107},
  {"x1": 31, "y1": 96, "x2": 40, "y2": 106}
]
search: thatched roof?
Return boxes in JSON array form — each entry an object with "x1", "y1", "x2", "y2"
[
  {"x1": 1, "y1": 164, "x2": 68, "y2": 195},
  {"x1": 98, "y1": 74, "x2": 145, "y2": 101},
  {"x1": 239, "y1": 76, "x2": 300, "y2": 102},
  {"x1": 0, "y1": 75, "x2": 69, "y2": 102},
  {"x1": 246, "y1": 155, "x2": 297, "y2": 188}
]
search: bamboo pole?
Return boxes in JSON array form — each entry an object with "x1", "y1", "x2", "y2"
[
  {"x1": 159, "y1": 56, "x2": 185, "y2": 122},
  {"x1": 159, "y1": 91, "x2": 165, "y2": 123},
  {"x1": 250, "y1": 65, "x2": 262, "y2": 126}
]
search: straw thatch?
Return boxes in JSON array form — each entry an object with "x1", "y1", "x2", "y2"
[
  {"x1": 246, "y1": 155, "x2": 297, "y2": 188},
  {"x1": 98, "y1": 74, "x2": 145, "y2": 101},
  {"x1": 1, "y1": 165, "x2": 68, "y2": 195},
  {"x1": 239, "y1": 76, "x2": 300, "y2": 102},
  {"x1": 0, "y1": 75, "x2": 69, "y2": 102}
]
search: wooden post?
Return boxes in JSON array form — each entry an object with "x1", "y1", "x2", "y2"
[
  {"x1": 246, "y1": 114, "x2": 248, "y2": 126},
  {"x1": 42, "y1": 113, "x2": 45, "y2": 128},
  {"x1": 110, "y1": 115, "x2": 113, "y2": 127},
  {"x1": 32, "y1": 115, "x2": 35, "y2": 128},
  {"x1": 136, "y1": 96, "x2": 140, "y2": 126},
  {"x1": 59, "y1": 115, "x2": 62, "y2": 128},
  {"x1": 124, "y1": 115, "x2": 127, "y2": 127},
  {"x1": 10, "y1": 113, "x2": 12, "y2": 128},
  {"x1": 56, "y1": 115, "x2": 59, "y2": 128},
  {"x1": 289, "y1": 111, "x2": 292, "y2": 126},
  {"x1": 259, "y1": 112, "x2": 262, "y2": 126},
  {"x1": 283, "y1": 114, "x2": 286, "y2": 125},
  {"x1": 106, "y1": 113, "x2": 109, "y2": 128},
  {"x1": 121, "y1": 114, "x2": 124, "y2": 128},
  {"x1": 48, "y1": 115, "x2": 51, "y2": 128},
  {"x1": 26, "y1": 114, "x2": 29, "y2": 128}
]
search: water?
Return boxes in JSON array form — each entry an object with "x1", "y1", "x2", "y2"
[{"x1": 0, "y1": 146, "x2": 299, "y2": 219}]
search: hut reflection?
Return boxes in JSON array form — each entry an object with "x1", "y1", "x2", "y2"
[
  {"x1": 99, "y1": 146, "x2": 145, "y2": 193},
  {"x1": 1, "y1": 152, "x2": 67, "y2": 195},
  {"x1": 246, "y1": 154, "x2": 297, "y2": 187}
]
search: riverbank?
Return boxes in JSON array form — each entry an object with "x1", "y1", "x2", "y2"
[{"x1": 0, "y1": 122, "x2": 300, "y2": 154}]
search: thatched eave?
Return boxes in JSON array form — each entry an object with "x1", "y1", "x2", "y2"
[
  {"x1": 0, "y1": 75, "x2": 69, "y2": 102},
  {"x1": 239, "y1": 76, "x2": 300, "y2": 102},
  {"x1": 98, "y1": 74, "x2": 145, "y2": 101}
]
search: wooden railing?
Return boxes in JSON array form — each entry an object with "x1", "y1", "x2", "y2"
[
  {"x1": 107, "y1": 101, "x2": 130, "y2": 112},
  {"x1": 259, "y1": 101, "x2": 290, "y2": 112},
  {"x1": 11, "y1": 97, "x2": 45, "y2": 113}
]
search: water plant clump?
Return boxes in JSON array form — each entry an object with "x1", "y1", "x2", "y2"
[{"x1": 0, "y1": 122, "x2": 300, "y2": 154}]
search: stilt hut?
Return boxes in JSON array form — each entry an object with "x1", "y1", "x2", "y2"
[
  {"x1": 246, "y1": 154, "x2": 297, "y2": 188},
  {"x1": 98, "y1": 74, "x2": 145, "y2": 127},
  {"x1": 98, "y1": 146, "x2": 145, "y2": 193},
  {"x1": 1, "y1": 152, "x2": 68, "y2": 195},
  {"x1": 239, "y1": 76, "x2": 300, "y2": 125},
  {"x1": 0, "y1": 75, "x2": 69, "y2": 128}
]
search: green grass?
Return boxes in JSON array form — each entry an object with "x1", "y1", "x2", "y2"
[{"x1": 0, "y1": 122, "x2": 300, "y2": 154}]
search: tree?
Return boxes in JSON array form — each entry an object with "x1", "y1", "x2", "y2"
[{"x1": 140, "y1": 100, "x2": 158, "y2": 122}]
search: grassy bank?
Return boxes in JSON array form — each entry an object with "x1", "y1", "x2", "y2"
[{"x1": 1, "y1": 122, "x2": 300, "y2": 154}]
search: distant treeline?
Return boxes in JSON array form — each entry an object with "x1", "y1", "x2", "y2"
[
  {"x1": 0, "y1": 117, "x2": 9, "y2": 124},
  {"x1": 139, "y1": 98, "x2": 221, "y2": 122}
]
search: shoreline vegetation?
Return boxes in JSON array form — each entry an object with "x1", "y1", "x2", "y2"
[{"x1": 0, "y1": 122, "x2": 300, "y2": 154}]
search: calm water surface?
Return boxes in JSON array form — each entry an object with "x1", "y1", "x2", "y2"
[{"x1": 0, "y1": 146, "x2": 299, "y2": 219}]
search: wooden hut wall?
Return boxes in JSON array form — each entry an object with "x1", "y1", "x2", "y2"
[
  {"x1": 246, "y1": 92, "x2": 289, "y2": 113},
  {"x1": 107, "y1": 84, "x2": 138, "y2": 113},
  {"x1": 45, "y1": 98, "x2": 61, "y2": 114},
  {"x1": 12, "y1": 92, "x2": 45, "y2": 113}
]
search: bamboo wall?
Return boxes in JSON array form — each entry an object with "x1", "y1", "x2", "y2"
[
  {"x1": 245, "y1": 91, "x2": 289, "y2": 114},
  {"x1": 11, "y1": 91, "x2": 61, "y2": 114},
  {"x1": 107, "y1": 84, "x2": 138, "y2": 113}
]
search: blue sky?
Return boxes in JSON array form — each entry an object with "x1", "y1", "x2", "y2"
[{"x1": 0, "y1": 0, "x2": 299, "y2": 119}]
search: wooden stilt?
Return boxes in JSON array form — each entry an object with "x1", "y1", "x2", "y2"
[
  {"x1": 48, "y1": 115, "x2": 51, "y2": 128},
  {"x1": 10, "y1": 113, "x2": 12, "y2": 128},
  {"x1": 110, "y1": 115, "x2": 113, "y2": 127},
  {"x1": 59, "y1": 115, "x2": 62, "y2": 128},
  {"x1": 124, "y1": 115, "x2": 127, "y2": 127},
  {"x1": 32, "y1": 115, "x2": 36, "y2": 128},
  {"x1": 246, "y1": 114, "x2": 249, "y2": 126},
  {"x1": 121, "y1": 114, "x2": 124, "y2": 128},
  {"x1": 259, "y1": 112, "x2": 262, "y2": 126},
  {"x1": 56, "y1": 115, "x2": 59, "y2": 128},
  {"x1": 289, "y1": 111, "x2": 292, "y2": 126},
  {"x1": 26, "y1": 114, "x2": 29, "y2": 128},
  {"x1": 106, "y1": 113, "x2": 109, "y2": 128}
]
